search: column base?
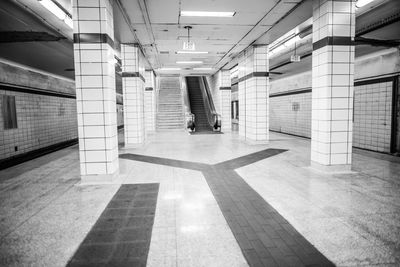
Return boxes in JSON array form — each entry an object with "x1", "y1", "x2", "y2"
[
  {"x1": 78, "y1": 170, "x2": 121, "y2": 185},
  {"x1": 310, "y1": 161, "x2": 354, "y2": 174},
  {"x1": 242, "y1": 137, "x2": 269, "y2": 145}
]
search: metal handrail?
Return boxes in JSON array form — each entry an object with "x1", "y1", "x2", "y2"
[
  {"x1": 181, "y1": 76, "x2": 195, "y2": 131},
  {"x1": 198, "y1": 76, "x2": 222, "y2": 131}
]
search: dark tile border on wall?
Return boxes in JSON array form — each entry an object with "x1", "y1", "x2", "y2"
[
  {"x1": 270, "y1": 88, "x2": 311, "y2": 98},
  {"x1": 238, "y1": 72, "x2": 269, "y2": 83},
  {"x1": 0, "y1": 138, "x2": 78, "y2": 170},
  {"x1": 73, "y1": 33, "x2": 114, "y2": 48},
  {"x1": 312, "y1": 36, "x2": 353, "y2": 51},
  {"x1": 121, "y1": 72, "x2": 146, "y2": 83},
  {"x1": 0, "y1": 83, "x2": 76, "y2": 99}
]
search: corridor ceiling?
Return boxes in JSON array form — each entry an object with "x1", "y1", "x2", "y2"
[
  {"x1": 114, "y1": 0, "x2": 307, "y2": 75},
  {"x1": 0, "y1": 0, "x2": 398, "y2": 79}
]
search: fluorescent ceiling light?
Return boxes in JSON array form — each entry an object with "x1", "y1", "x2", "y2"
[
  {"x1": 39, "y1": 0, "x2": 73, "y2": 29},
  {"x1": 177, "y1": 51, "x2": 208, "y2": 54},
  {"x1": 176, "y1": 61, "x2": 203, "y2": 64},
  {"x1": 193, "y1": 68, "x2": 213, "y2": 70},
  {"x1": 39, "y1": 0, "x2": 65, "y2": 19},
  {"x1": 64, "y1": 16, "x2": 73, "y2": 29},
  {"x1": 356, "y1": 0, "x2": 375, "y2": 8},
  {"x1": 159, "y1": 68, "x2": 181, "y2": 71},
  {"x1": 180, "y1": 11, "x2": 235, "y2": 17}
]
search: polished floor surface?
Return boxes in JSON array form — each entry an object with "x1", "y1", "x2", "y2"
[{"x1": 0, "y1": 131, "x2": 399, "y2": 266}]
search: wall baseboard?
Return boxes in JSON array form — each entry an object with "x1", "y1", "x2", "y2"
[{"x1": 0, "y1": 139, "x2": 78, "y2": 170}]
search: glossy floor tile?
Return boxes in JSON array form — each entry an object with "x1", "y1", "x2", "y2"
[{"x1": 0, "y1": 131, "x2": 399, "y2": 266}]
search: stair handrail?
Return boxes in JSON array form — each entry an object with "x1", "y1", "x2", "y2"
[
  {"x1": 181, "y1": 76, "x2": 195, "y2": 131},
  {"x1": 198, "y1": 76, "x2": 222, "y2": 131}
]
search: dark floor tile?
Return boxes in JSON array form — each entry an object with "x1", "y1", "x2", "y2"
[
  {"x1": 72, "y1": 244, "x2": 113, "y2": 263},
  {"x1": 102, "y1": 208, "x2": 130, "y2": 218},
  {"x1": 119, "y1": 228, "x2": 152, "y2": 242},
  {"x1": 243, "y1": 249, "x2": 264, "y2": 267},
  {"x1": 128, "y1": 207, "x2": 156, "y2": 216},
  {"x1": 107, "y1": 199, "x2": 134, "y2": 209},
  {"x1": 94, "y1": 217, "x2": 127, "y2": 230},
  {"x1": 84, "y1": 229, "x2": 120, "y2": 244},
  {"x1": 132, "y1": 199, "x2": 157, "y2": 208},
  {"x1": 235, "y1": 233, "x2": 253, "y2": 249},
  {"x1": 111, "y1": 242, "x2": 149, "y2": 260},
  {"x1": 67, "y1": 184, "x2": 159, "y2": 267},
  {"x1": 121, "y1": 151, "x2": 335, "y2": 267},
  {"x1": 125, "y1": 216, "x2": 154, "y2": 228}
]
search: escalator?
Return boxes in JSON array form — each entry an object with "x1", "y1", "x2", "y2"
[{"x1": 186, "y1": 76, "x2": 221, "y2": 133}]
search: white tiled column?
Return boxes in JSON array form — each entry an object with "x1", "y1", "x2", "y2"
[
  {"x1": 219, "y1": 70, "x2": 232, "y2": 132},
  {"x1": 144, "y1": 70, "x2": 156, "y2": 133},
  {"x1": 73, "y1": 0, "x2": 119, "y2": 182},
  {"x1": 238, "y1": 45, "x2": 269, "y2": 143},
  {"x1": 311, "y1": 0, "x2": 355, "y2": 171},
  {"x1": 121, "y1": 44, "x2": 145, "y2": 147}
]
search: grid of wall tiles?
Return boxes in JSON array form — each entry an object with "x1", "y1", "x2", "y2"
[
  {"x1": 144, "y1": 70, "x2": 156, "y2": 133},
  {"x1": 121, "y1": 44, "x2": 145, "y2": 145},
  {"x1": 207, "y1": 70, "x2": 232, "y2": 132},
  {"x1": 269, "y1": 80, "x2": 395, "y2": 153},
  {"x1": 238, "y1": 45, "x2": 269, "y2": 141},
  {"x1": 219, "y1": 70, "x2": 231, "y2": 132},
  {"x1": 0, "y1": 90, "x2": 77, "y2": 160},
  {"x1": 270, "y1": 93, "x2": 312, "y2": 138},
  {"x1": 353, "y1": 81, "x2": 393, "y2": 152},
  {"x1": 311, "y1": 0, "x2": 355, "y2": 166},
  {"x1": 73, "y1": 0, "x2": 119, "y2": 177}
]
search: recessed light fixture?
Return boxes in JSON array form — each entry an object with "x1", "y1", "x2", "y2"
[
  {"x1": 159, "y1": 67, "x2": 181, "y2": 71},
  {"x1": 193, "y1": 68, "x2": 213, "y2": 70},
  {"x1": 356, "y1": 0, "x2": 375, "y2": 8},
  {"x1": 39, "y1": 0, "x2": 73, "y2": 29},
  {"x1": 177, "y1": 51, "x2": 209, "y2": 54},
  {"x1": 180, "y1": 11, "x2": 235, "y2": 17},
  {"x1": 176, "y1": 61, "x2": 203, "y2": 64}
]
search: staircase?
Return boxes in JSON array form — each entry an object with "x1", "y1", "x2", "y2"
[
  {"x1": 186, "y1": 77, "x2": 213, "y2": 132},
  {"x1": 156, "y1": 77, "x2": 184, "y2": 130}
]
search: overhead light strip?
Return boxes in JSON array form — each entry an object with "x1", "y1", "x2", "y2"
[
  {"x1": 193, "y1": 68, "x2": 213, "y2": 70},
  {"x1": 180, "y1": 11, "x2": 235, "y2": 17},
  {"x1": 158, "y1": 68, "x2": 181, "y2": 71},
  {"x1": 176, "y1": 51, "x2": 208, "y2": 54},
  {"x1": 176, "y1": 61, "x2": 203, "y2": 64},
  {"x1": 38, "y1": 0, "x2": 73, "y2": 29},
  {"x1": 356, "y1": 0, "x2": 375, "y2": 8}
]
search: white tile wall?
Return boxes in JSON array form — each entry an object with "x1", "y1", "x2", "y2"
[
  {"x1": 270, "y1": 93, "x2": 312, "y2": 138},
  {"x1": 311, "y1": 0, "x2": 355, "y2": 166},
  {"x1": 73, "y1": 0, "x2": 119, "y2": 176},
  {"x1": 121, "y1": 44, "x2": 146, "y2": 145},
  {"x1": 144, "y1": 70, "x2": 156, "y2": 133},
  {"x1": 238, "y1": 45, "x2": 269, "y2": 141},
  {"x1": 353, "y1": 81, "x2": 393, "y2": 152},
  {"x1": 207, "y1": 70, "x2": 232, "y2": 132},
  {"x1": 0, "y1": 90, "x2": 77, "y2": 160}
]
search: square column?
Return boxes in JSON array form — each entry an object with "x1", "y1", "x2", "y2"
[
  {"x1": 144, "y1": 70, "x2": 156, "y2": 133},
  {"x1": 238, "y1": 45, "x2": 269, "y2": 142},
  {"x1": 218, "y1": 70, "x2": 232, "y2": 132},
  {"x1": 73, "y1": 0, "x2": 119, "y2": 182},
  {"x1": 311, "y1": 0, "x2": 355, "y2": 171},
  {"x1": 121, "y1": 44, "x2": 146, "y2": 146}
]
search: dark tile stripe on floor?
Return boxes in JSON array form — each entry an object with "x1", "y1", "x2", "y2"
[
  {"x1": 66, "y1": 183, "x2": 159, "y2": 267},
  {"x1": 120, "y1": 149, "x2": 336, "y2": 267}
]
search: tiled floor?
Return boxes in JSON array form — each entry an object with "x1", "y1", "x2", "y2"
[{"x1": 1, "y1": 131, "x2": 400, "y2": 266}]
